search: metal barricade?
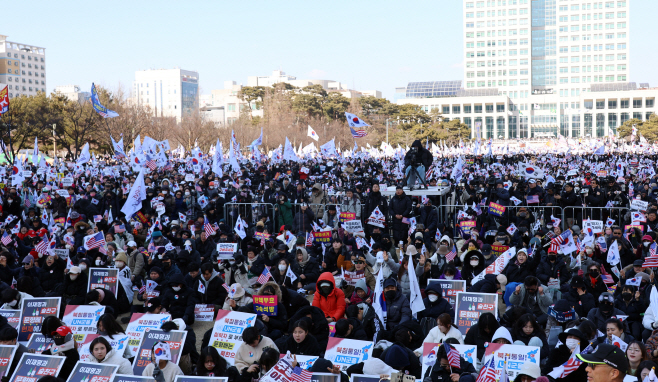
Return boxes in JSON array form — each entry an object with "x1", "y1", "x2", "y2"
[
  {"x1": 562, "y1": 206, "x2": 629, "y2": 230},
  {"x1": 223, "y1": 202, "x2": 275, "y2": 232}
]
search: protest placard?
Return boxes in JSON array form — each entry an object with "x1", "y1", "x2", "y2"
[
  {"x1": 87, "y1": 268, "x2": 119, "y2": 298},
  {"x1": 343, "y1": 270, "x2": 366, "y2": 287},
  {"x1": 194, "y1": 304, "x2": 214, "y2": 322},
  {"x1": 209, "y1": 311, "x2": 257, "y2": 365},
  {"x1": 253, "y1": 295, "x2": 278, "y2": 316},
  {"x1": 490, "y1": 245, "x2": 509, "y2": 257},
  {"x1": 74, "y1": 334, "x2": 99, "y2": 363},
  {"x1": 67, "y1": 361, "x2": 118, "y2": 382},
  {"x1": 9, "y1": 353, "x2": 66, "y2": 382},
  {"x1": 19, "y1": 297, "x2": 61, "y2": 343},
  {"x1": 459, "y1": 220, "x2": 476, "y2": 235},
  {"x1": 254, "y1": 232, "x2": 270, "y2": 243},
  {"x1": 26, "y1": 334, "x2": 54, "y2": 354},
  {"x1": 454, "y1": 292, "x2": 498, "y2": 336},
  {"x1": 111, "y1": 375, "x2": 153, "y2": 382},
  {"x1": 53, "y1": 249, "x2": 69, "y2": 259},
  {"x1": 631, "y1": 199, "x2": 649, "y2": 212},
  {"x1": 125, "y1": 313, "x2": 171, "y2": 357},
  {"x1": 427, "y1": 279, "x2": 466, "y2": 311},
  {"x1": 0, "y1": 345, "x2": 16, "y2": 379},
  {"x1": 421, "y1": 343, "x2": 479, "y2": 379},
  {"x1": 324, "y1": 338, "x2": 373, "y2": 371},
  {"x1": 312, "y1": 231, "x2": 332, "y2": 244},
  {"x1": 131, "y1": 329, "x2": 186, "y2": 376},
  {"x1": 61, "y1": 178, "x2": 74, "y2": 187},
  {"x1": 483, "y1": 343, "x2": 540, "y2": 380},
  {"x1": 216, "y1": 243, "x2": 238, "y2": 260},
  {"x1": 488, "y1": 202, "x2": 506, "y2": 217},
  {"x1": 0, "y1": 310, "x2": 21, "y2": 329},
  {"x1": 586, "y1": 219, "x2": 604, "y2": 234},
  {"x1": 294, "y1": 355, "x2": 320, "y2": 370},
  {"x1": 310, "y1": 373, "x2": 339, "y2": 382},
  {"x1": 339, "y1": 212, "x2": 355, "y2": 223},
  {"x1": 343, "y1": 220, "x2": 363, "y2": 234},
  {"x1": 63, "y1": 305, "x2": 105, "y2": 335}
]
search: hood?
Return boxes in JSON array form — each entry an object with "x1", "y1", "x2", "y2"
[
  {"x1": 257, "y1": 281, "x2": 283, "y2": 302},
  {"x1": 74, "y1": 221, "x2": 90, "y2": 231},
  {"x1": 440, "y1": 235, "x2": 452, "y2": 246},
  {"x1": 354, "y1": 278, "x2": 369, "y2": 293},
  {"x1": 203, "y1": 270, "x2": 219, "y2": 285},
  {"x1": 483, "y1": 274, "x2": 498, "y2": 283},
  {"x1": 317, "y1": 272, "x2": 336, "y2": 289},
  {"x1": 491, "y1": 326, "x2": 513, "y2": 344},
  {"x1": 168, "y1": 273, "x2": 186, "y2": 287},
  {"x1": 464, "y1": 250, "x2": 485, "y2": 265},
  {"x1": 425, "y1": 282, "x2": 443, "y2": 296},
  {"x1": 100, "y1": 348, "x2": 118, "y2": 363},
  {"x1": 411, "y1": 140, "x2": 423, "y2": 149},
  {"x1": 297, "y1": 248, "x2": 310, "y2": 267}
]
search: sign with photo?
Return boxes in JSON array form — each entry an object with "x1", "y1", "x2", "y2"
[
  {"x1": 18, "y1": 298, "x2": 61, "y2": 343},
  {"x1": 0, "y1": 310, "x2": 21, "y2": 329},
  {"x1": 9, "y1": 353, "x2": 66, "y2": 382},
  {"x1": 427, "y1": 279, "x2": 466, "y2": 311},
  {"x1": 454, "y1": 292, "x2": 498, "y2": 336},
  {"x1": 324, "y1": 338, "x2": 373, "y2": 371},
  {"x1": 63, "y1": 305, "x2": 105, "y2": 335},
  {"x1": 131, "y1": 329, "x2": 187, "y2": 376},
  {"x1": 209, "y1": 310, "x2": 257, "y2": 365},
  {"x1": 87, "y1": 268, "x2": 119, "y2": 298},
  {"x1": 125, "y1": 313, "x2": 171, "y2": 357},
  {"x1": 66, "y1": 361, "x2": 118, "y2": 382}
]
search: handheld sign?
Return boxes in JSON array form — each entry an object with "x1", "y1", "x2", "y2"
[
  {"x1": 66, "y1": 361, "x2": 119, "y2": 382},
  {"x1": 0, "y1": 310, "x2": 21, "y2": 329},
  {"x1": 131, "y1": 329, "x2": 187, "y2": 376},
  {"x1": 209, "y1": 311, "x2": 257, "y2": 365},
  {"x1": 216, "y1": 243, "x2": 238, "y2": 260},
  {"x1": 62, "y1": 305, "x2": 105, "y2": 335},
  {"x1": 454, "y1": 292, "x2": 498, "y2": 336},
  {"x1": 324, "y1": 338, "x2": 373, "y2": 371},
  {"x1": 9, "y1": 353, "x2": 66, "y2": 382},
  {"x1": 19, "y1": 298, "x2": 61, "y2": 343},
  {"x1": 427, "y1": 279, "x2": 466, "y2": 312},
  {"x1": 253, "y1": 295, "x2": 278, "y2": 316},
  {"x1": 125, "y1": 313, "x2": 172, "y2": 357},
  {"x1": 0, "y1": 345, "x2": 17, "y2": 379},
  {"x1": 87, "y1": 268, "x2": 119, "y2": 298}
]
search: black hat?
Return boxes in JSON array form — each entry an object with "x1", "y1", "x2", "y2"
[
  {"x1": 577, "y1": 343, "x2": 628, "y2": 374},
  {"x1": 145, "y1": 297, "x2": 163, "y2": 313},
  {"x1": 481, "y1": 244, "x2": 492, "y2": 256},
  {"x1": 633, "y1": 259, "x2": 644, "y2": 267},
  {"x1": 571, "y1": 275, "x2": 586, "y2": 289},
  {"x1": 558, "y1": 328, "x2": 587, "y2": 345},
  {"x1": 395, "y1": 185, "x2": 403, "y2": 190},
  {"x1": 276, "y1": 244, "x2": 288, "y2": 251}
]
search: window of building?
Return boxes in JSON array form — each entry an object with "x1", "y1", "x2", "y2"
[
  {"x1": 442, "y1": 106, "x2": 450, "y2": 114},
  {"x1": 608, "y1": 100, "x2": 617, "y2": 109},
  {"x1": 633, "y1": 112, "x2": 642, "y2": 120},
  {"x1": 620, "y1": 100, "x2": 629, "y2": 109},
  {"x1": 633, "y1": 99, "x2": 642, "y2": 108},
  {"x1": 464, "y1": 105, "x2": 472, "y2": 113},
  {"x1": 475, "y1": 105, "x2": 483, "y2": 113},
  {"x1": 647, "y1": 99, "x2": 655, "y2": 108},
  {"x1": 453, "y1": 105, "x2": 461, "y2": 114}
]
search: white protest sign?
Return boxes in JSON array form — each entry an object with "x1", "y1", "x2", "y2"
[
  {"x1": 184, "y1": 174, "x2": 195, "y2": 182},
  {"x1": 210, "y1": 310, "x2": 257, "y2": 365},
  {"x1": 61, "y1": 177, "x2": 74, "y2": 187},
  {"x1": 216, "y1": 243, "x2": 238, "y2": 260},
  {"x1": 631, "y1": 199, "x2": 649, "y2": 212},
  {"x1": 324, "y1": 338, "x2": 373, "y2": 371},
  {"x1": 588, "y1": 220, "x2": 604, "y2": 234},
  {"x1": 343, "y1": 220, "x2": 363, "y2": 234}
]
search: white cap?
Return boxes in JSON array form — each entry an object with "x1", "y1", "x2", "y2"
[
  {"x1": 127, "y1": 241, "x2": 137, "y2": 247},
  {"x1": 70, "y1": 266, "x2": 81, "y2": 274}
]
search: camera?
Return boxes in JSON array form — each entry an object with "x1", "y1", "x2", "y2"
[{"x1": 487, "y1": 176, "x2": 497, "y2": 186}]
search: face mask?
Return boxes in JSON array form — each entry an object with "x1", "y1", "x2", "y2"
[
  {"x1": 470, "y1": 260, "x2": 479, "y2": 266},
  {"x1": 565, "y1": 339, "x2": 579, "y2": 350},
  {"x1": 321, "y1": 286, "x2": 333, "y2": 295},
  {"x1": 385, "y1": 290, "x2": 397, "y2": 300},
  {"x1": 414, "y1": 242, "x2": 423, "y2": 249},
  {"x1": 70, "y1": 274, "x2": 78, "y2": 280},
  {"x1": 185, "y1": 192, "x2": 190, "y2": 196},
  {"x1": 163, "y1": 191, "x2": 168, "y2": 195},
  {"x1": 644, "y1": 242, "x2": 651, "y2": 247},
  {"x1": 622, "y1": 292, "x2": 632, "y2": 301},
  {"x1": 95, "y1": 260, "x2": 102, "y2": 266},
  {"x1": 428, "y1": 294, "x2": 439, "y2": 302},
  {"x1": 278, "y1": 264, "x2": 287, "y2": 272},
  {"x1": 590, "y1": 270, "x2": 599, "y2": 277},
  {"x1": 164, "y1": 263, "x2": 171, "y2": 269},
  {"x1": 548, "y1": 255, "x2": 557, "y2": 262},
  {"x1": 172, "y1": 286, "x2": 181, "y2": 292},
  {"x1": 115, "y1": 261, "x2": 124, "y2": 268},
  {"x1": 600, "y1": 303, "x2": 612, "y2": 313},
  {"x1": 547, "y1": 225, "x2": 553, "y2": 229},
  {"x1": 519, "y1": 212, "x2": 526, "y2": 218},
  {"x1": 209, "y1": 186, "x2": 214, "y2": 190},
  {"x1": 7, "y1": 300, "x2": 17, "y2": 308},
  {"x1": 97, "y1": 330, "x2": 108, "y2": 336},
  {"x1": 80, "y1": 264, "x2": 87, "y2": 271},
  {"x1": 445, "y1": 276, "x2": 454, "y2": 280}
]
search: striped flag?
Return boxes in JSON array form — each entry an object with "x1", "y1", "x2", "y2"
[
  {"x1": 475, "y1": 357, "x2": 497, "y2": 382},
  {"x1": 290, "y1": 366, "x2": 312, "y2": 382},
  {"x1": 601, "y1": 274, "x2": 615, "y2": 284},
  {"x1": 444, "y1": 343, "x2": 460, "y2": 369},
  {"x1": 1, "y1": 232, "x2": 12, "y2": 246},
  {"x1": 35, "y1": 235, "x2": 49, "y2": 254},
  {"x1": 526, "y1": 195, "x2": 539, "y2": 204},
  {"x1": 138, "y1": 283, "x2": 147, "y2": 294},
  {"x1": 305, "y1": 231, "x2": 313, "y2": 247},
  {"x1": 446, "y1": 245, "x2": 457, "y2": 262},
  {"x1": 651, "y1": 243, "x2": 657, "y2": 257},
  {"x1": 350, "y1": 127, "x2": 368, "y2": 138},
  {"x1": 643, "y1": 256, "x2": 658, "y2": 268},
  {"x1": 257, "y1": 266, "x2": 272, "y2": 285},
  {"x1": 83, "y1": 232, "x2": 106, "y2": 250},
  {"x1": 145, "y1": 160, "x2": 157, "y2": 171},
  {"x1": 203, "y1": 216, "x2": 216, "y2": 237}
]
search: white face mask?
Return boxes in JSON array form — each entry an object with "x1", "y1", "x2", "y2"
[
  {"x1": 428, "y1": 295, "x2": 439, "y2": 302},
  {"x1": 565, "y1": 338, "x2": 579, "y2": 350},
  {"x1": 278, "y1": 264, "x2": 287, "y2": 272},
  {"x1": 172, "y1": 286, "x2": 181, "y2": 292},
  {"x1": 95, "y1": 259, "x2": 102, "y2": 266},
  {"x1": 7, "y1": 300, "x2": 17, "y2": 307},
  {"x1": 445, "y1": 276, "x2": 454, "y2": 280},
  {"x1": 644, "y1": 242, "x2": 651, "y2": 247},
  {"x1": 115, "y1": 261, "x2": 124, "y2": 268},
  {"x1": 209, "y1": 186, "x2": 214, "y2": 190},
  {"x1": 470, "y1": 260, "x2": 479, "y2": 266},
  {"x1": 185, "y1": 192, "x2": 190, "y2": 196},
  {"x1": 80, "y1": 265, "x2": 87, "y2": 271},
  {"x1": 163, "y1": 191, "x2": 168, "y2": 195},
  {"x1": 70, "y1": 274, "x2": 79, "y2": 280}
]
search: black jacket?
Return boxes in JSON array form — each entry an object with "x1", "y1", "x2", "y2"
[
  {"x1": 469, "y1": 273, "x2": 499, "y2": 294},
  {"x1": 287, "y1": 305, "x2": 330, "y2": 351},
  {"x1": 290, "y1": 256, "x2": 320, "y2": 286},
  {"x1": 162, "y1": 274, "x2": 197, "y2": 325},
  {"x1": 417, "y1": 282, "x2": 455, "y2": 321},
  {"x1": 536, "y1": 254, "x2": 571, "y2": 285},
  {"x1": 276, "y1": 333, "x2": 323, "y2": 357},
  {"x1": 564, "y1": 288, "x2": 596, "y2": 318},
  {"x1": 195, "y1": 271, "x2": 227, "y2": 305},
  {"x1": 404, "y1": 140, "x2": 432, "y2": 169}
]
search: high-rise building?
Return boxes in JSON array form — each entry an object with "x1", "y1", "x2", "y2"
[
  {"x1": 463, "y1": 0, "x2": 629, "y2": 99},
  {"x1": 133, "y1": 68, "x2": 199, "y2": 121},
  {"x1": 0, "y1": 34, "x2": 46, "y2": 98}
]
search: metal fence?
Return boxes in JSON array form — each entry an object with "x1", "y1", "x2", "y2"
[
  {"x1": 224, "y1": 202, "x2": 275, "y2": 231},
  {"x1": 562, "y1": 206, "x2": 630, "y2": 230}
]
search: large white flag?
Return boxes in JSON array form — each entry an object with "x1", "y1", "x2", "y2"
[
  {"x1": 372, "y1": 262, "x2": 386, "y2": 326},
  {"x1": 320, "y1": 139, "x2": 338, "y2": 157},
  {"x1": 472, "y1": 247, "x2": 516, "y2": 284},
  {"x1": 283, "y1": 137, "x2": 300, "y2": 162},
  {"x1": 11, "y1": 157, "x2": 24, "y2": 186},
  {"x1": 517, "y1": 162, "x2": 545, "y2": 179},
  {"x1": 307, "y1": 125, "x2": 319, "y2": 141},
  {"x1": 234, "y1": 215, "x2": 247, "y2": 240},
  {"x1": 77, "y1": 143, "x2": 90, "y2": 165},
  {"x1": 607, "y1": 239, "x2": 621, "y2": 266},
  {"x1": 32, "y1": 137, "x2": 39, "y2": 164},
  {"x1": 212, "y1": 139, "x2": 223, "y2": 176},
  {"x1": 409, "y1": 267, "x2": 425, "y2": 319},
  {"x1": 120, "y1": 169, "x2": 147, "y2": 218}
]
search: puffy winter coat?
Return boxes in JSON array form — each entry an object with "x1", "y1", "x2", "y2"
[
  {"x1": 161, "y1": 274, "x2": 197, "y2": 325},
  {"x1": 385, "y1": 289, "x2": 412, "y2": 330},
  {"x1": 417, "y1": 282, "x2": 454, "y2": 321},
  {"x1": 88, "y1": 348, "x2": 133, "y2": 375},
  {"x1": 312, "y1": 272, "x2": 346, "y2": 321},
  {"x1": 194, "y1": 270, "x2": 228, "y2": 305}
]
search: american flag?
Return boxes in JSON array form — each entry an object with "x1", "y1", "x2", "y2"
[
  {"x1": 446, "y1": 245, "x2": 457, "y2": 262},
  {"x1": 350, "y1": 127, "x2": 368, "y2": 138},
  {"x1": 84, "y1": 232, "x2": 106, "y2": 250},
  {"x1": 549, "y1": 344, "x2": 592, "y2": 378},
  {"x1": 526, "y1": 195, "x2": 539, "y2": 204},
  {"x1": 444, "y1": 343, "x2": 460, "y2": 369},
  {"x1": 114, "y1": 224, "x2": 125, "y2": 233},
  {"x1": 475, "y1": 357, "x2": 497, "y2": 382},
  {"x1": 1, "y1": 232, "x2": 12, "y2": 246},
  {"x1": 222, "y1": 283, "x2": 229, "y2": 292},
  {"x1": 651, "y1": 243, "x2": 657, "y2": 257},
  {"x1": 35, "y1": 235, "x2": 49, "y2": 254},
  {"x1": 643, "y1": 256, "x2": 658, "y2": 268},
  {"x1": 601, "y1": 274, "x2": 615, "y2": 284},
  {"x1": 145, "y1": 160, "x2": 157, "y2": 171},
  {"x1": 24, "y1": 198, "x2": 31, "y2": 208},
  {"x1": 257, "y1": 266, "x2": 272, "y2": 284},
  {"x1": 138, "y1": 283, "x2": 146, "y2": 294},
  {"x1": 290, "y1": 366, "x2": 312, "y2": 382},
  {"x1": 305, "y1": 231, "x2": 313, "y2": 247},
  {"x1": 203, "y1": 216, "x2": 216, "y2": 237}
]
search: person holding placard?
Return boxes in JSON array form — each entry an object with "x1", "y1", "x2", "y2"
[
  {"x1": 87, "y1": 337, "x2": 133, "y2": 374},
  {"x1": 196, "y1": 345, "x2": 239, "y2": 379},
  {"x1": 275, "y1": 319, "x2": 322, "y2": 357},
  {"x1": 142, "y1": 341, "x2": 184, "y2": 382}
]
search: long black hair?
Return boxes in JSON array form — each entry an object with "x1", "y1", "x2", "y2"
[
  {"x1": 41, "y1": 316, "x2": 64, "y2": 339},
  {"x1": 97, "y1": 313, "x2": 125, "y2": 339},
  {"x1": 196, "y1": 346, "x2": 227, "y2": 376}
]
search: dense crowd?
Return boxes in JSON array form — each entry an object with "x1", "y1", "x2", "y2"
[{"x1": 2, "y1": 137, "x2": 658, "y2": 382}]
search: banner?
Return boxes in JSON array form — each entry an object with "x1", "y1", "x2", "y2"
[
  {"x1": 342, "y1": 220, "x2": 363, "y2": 234},
  {"x1": 253, "y1": 295, "x2": 278, "y2": 316},
  {"x1": 260, "y1": 353, "x2": 303, "y2": 382},
  {"x1": 454, "y1": 292, "x2": 498, "y2": 336},
  {"x1": 312, "y1": 231, "x2": 332, "y2": 244},
  {"x1": 421, "y1": 343, "x2": 478, "y2": 379},
  {"x1": 343, "y1": 270, "x2": 365, "y2": 287},
  {"x1": 0, "y1": 345, "x2": 17, "y2": 379},
  {"x1": 26, "y1": 334, "x2": 54, "y2": 353},
  {"x1": 194, "y1": 304, "x2": 214, "y2": 322},
  {"x1": 67, "y1": 361, "x2": 118, "y2": 382},
  {"x1": 459, "y1": 220, "x2": 476, "y2": 235},
  {"x1": 131, "y1": 329, "x2": 186, "y2": 376},
  {"x1": 625, "y1": 224, "x2": 644, "y2": 233},
  {"x1": 427, "y1": 279, "x2": 466, "y2": 311},
  {"x1": 88, "y1": 268, "x2": 119, "y2": 298},
  {"x1": 9, "y1": 353, "x2": 66, "y2": 382},
  {"x1": 174, "y1": 377, "x2": 228, "y2": 382},
  {"x1": 339, "y1": 212, "x2": 356, "y2": 223},
  {"x1": 584, "y1": 219, "x2": 604, "y2": 234},
  {"x1": 631, "y1": 199, "x2": 649, "y2": 212},
  {"x1": 19, "y1": 298, "x2": 61, "y2": 342},
  {"x1": 210, "y1": 310, "x2": 257, "y2": 365},
  {"x1": 490, "y1": 245, "x2": 509, "y2": 257},
  {"x1": 126, "y1": 313, "x2": 171, "y2": 357},
  {"x1": 216, "y1": 243, "x2": 238, "y2": 260},
  {"x1": 483, "y1": 343, "x2": 540, "y2": 380},
  {"x1": 0, "y1": 310, "x2": 21, "y2": 329},
  {"x1": 63, "y1": 305, "x2": 105, "y2": 335},
  {"x1": 324, "y1": 338, "x2": 373, "y2": 371},
  {"x1": 488, "y1": 202, "x2": 506, "y2": 217},
  {"x1": 254, "y1": 232, "x2": 270, "y2": 242}
]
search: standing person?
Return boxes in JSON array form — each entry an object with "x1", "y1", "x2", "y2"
[{"x1": 389, "y1": 186, "x2": 412, "y2": 245}]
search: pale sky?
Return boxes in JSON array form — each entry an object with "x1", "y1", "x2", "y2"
[{"x1": 4, "y1": 0, "x2": 658, "y2": 100}]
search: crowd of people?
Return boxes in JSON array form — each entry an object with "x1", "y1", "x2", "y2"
[{"x1": 2, "y1": 137, "x2": 658, "y2": 382}]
